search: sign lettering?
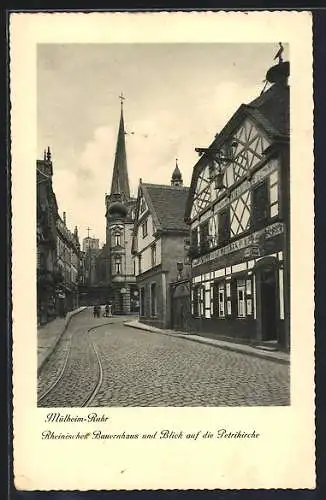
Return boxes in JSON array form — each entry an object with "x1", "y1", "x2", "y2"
[{"x1": 192, "y1": 222, "x2": 284, "y2": 267}]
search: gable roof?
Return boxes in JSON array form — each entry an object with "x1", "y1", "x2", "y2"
[
  {"x1": 131, "y1": 182, "x2": 189, "y2": 254},
  {"x1": 184, "y1": 80, "x2": 289, "y2": 221},
  {"x1": 142, "y1": 183, "x2": 189, "y2": 232}
]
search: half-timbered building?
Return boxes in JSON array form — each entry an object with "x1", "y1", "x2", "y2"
[{"x1": 184, "y1": 60, "x2": 290, "y2": 351}]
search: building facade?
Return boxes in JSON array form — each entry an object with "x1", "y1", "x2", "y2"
[
  {"x1": 56, "y1": 212, "x2": 81, "y2": 315},
  {"x1": 132, "y1": 163, "x2": 190, "y2": 329},
  {"x1": 82, "y1": 237, "x2": 101, "y2": 285},
  {"x1": 36, "y1": 149, "x2": 59, "y2": 325},
  {"x1": 184, "y1": 61, "x2": 290, "y2": 351}
]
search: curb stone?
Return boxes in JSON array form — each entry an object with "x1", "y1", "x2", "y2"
[
  {"x1": 123, "y1": 321, "x2": 290, "y2": 365},
  {"x1": 37, "y1": 307, "x2": 87, "y2": 376}
]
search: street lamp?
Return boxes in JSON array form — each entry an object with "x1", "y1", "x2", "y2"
[{"x1": 177, "y1": 261, "x2": 184, "y2": 280}]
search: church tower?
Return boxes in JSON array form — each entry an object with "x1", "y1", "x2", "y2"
[
  {"x1": 104, "y1": 94, "x2": 138, "y2": 314},
  {"x1": 171, "y1": 159, "x2": 183, "y2": 187}
]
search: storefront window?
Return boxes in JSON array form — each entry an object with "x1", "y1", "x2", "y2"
[
  {"x1": 218, "y1": 284, "x2": 225, "y2": 317},
  {"x1": 210, "y1": 284, "x2": 214, "y2": 316},
  {"x1": 193, "y1": 285, "x2": 204, "y2": 317},
  {"x1": 150, "y1": 283, "x2": 157, "y2": 316},
  {"x1": 226, "y1": 281, "x2": 231, "y2": 316},
  {"x1": 140, "y1": 287, "x2": 145, "y2": 316},
  {"x1": 237, "y1": 279, "x2": 246, "y2": 317}
]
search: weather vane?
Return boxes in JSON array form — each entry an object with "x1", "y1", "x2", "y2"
[{"x1": 274, "y1": 42, "x2": 284, "y2": 64}]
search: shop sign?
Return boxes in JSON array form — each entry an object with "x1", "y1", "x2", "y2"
[
  {"x1": 244, "y1": 245, "x2": 261, "y2": 258},
  {"x1": 192, "y1": 222, "x2": 284, "y2": 267}
]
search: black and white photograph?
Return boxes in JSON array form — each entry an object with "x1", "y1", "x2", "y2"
[
  {"x1": 11, "y1": 11, "x2": 314, "y2": 491},
  {"x1": 36, "y1": 42, "x2": 291, "y2": 408}
]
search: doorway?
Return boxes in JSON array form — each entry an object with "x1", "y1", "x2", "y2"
[
  {"x1": 260, "y1": 267, "x2": 278, "y2": 341},
  {"x1": 170, "y1": 281, "x2": 191, "y2": 332}
]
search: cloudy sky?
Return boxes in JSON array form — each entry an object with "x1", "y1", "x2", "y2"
[{"x1": 37, "y1": 43, "x2": 288, "y2": 245}]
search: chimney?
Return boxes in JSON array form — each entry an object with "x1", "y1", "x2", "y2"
[{"x1": 63, "y1": 212, "x2": 66, "y2": 225}]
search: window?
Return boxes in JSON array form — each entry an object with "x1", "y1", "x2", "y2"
[
  {"x1": 138, "y1": 254, "x2": 142, "y2": 274},
  {"x1": 252, "y1": 180, "x2": 269, "y2": 230},
  {"x1": 150, "y1": 283, "x2": 157, "y2": 316},
  {"x1": 199, "y1": 221, "x2": 210, "y2": 253},
  {"x1": 192, "y1": 285, "x2": 204, "y2": 317},
  {"x1": 133, "y1": 260, "x2": 136, "y2": 275},
  {"x1": 210, "y1": 283, "x2": 214, "y2": 316},
  {"x1": 237, "y1": 279, "x2": 246, "y2": 317},
  {"x1": 115, "y1": 257, "x2": 122, "y2": 275},
  {"x1": 140, "y1": 287, "x2": 145, "y2": 316},
  {"x1": 212, "y1": 281, "x2": 228, "y2": 318},
  {"x1": 218, "y1": 283, "x2": 225, "y2": 318},
  {"x1": 142, "y1": 220, "x2": 148, "y2": 238},
  {"x1": 189, "y1": 229, "x2": 199, "y2": 257},
  {"x1": 226, "y1": 281, "x2": 232, "y2": 315},
  {"x1": 269, "y1": 170, "x2": 279, "y2": 218},
  {"x1": 193, "y1": 286, "x2": 199, "y2": 317},
  {"x1": 151, "y1": 244, "x2": 156, "y2": 267},
  {"x1": 114, "y1": 232, "x2": 121, "y2": 246},
  {"x1": 218, "y1": 208, "x2": 230, "y2": 245}
]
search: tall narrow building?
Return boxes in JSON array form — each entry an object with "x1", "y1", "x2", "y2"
[{"x1": 103, "y1": 95, "x2": 138, "y2": 314}]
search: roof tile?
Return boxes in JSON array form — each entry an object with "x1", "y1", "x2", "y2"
[{"x1": 143, "y1": 184, "x2": 189, "y2": 232}]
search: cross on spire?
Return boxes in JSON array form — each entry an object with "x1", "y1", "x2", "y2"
[
  {"x1": 109, "y1": 95, "x2": 130, "y2": 199},
  {"x1": 119, "y1": 92, "x2": 125, "y2": 108},
  {"x1": 86, "y1": 227, "x2": 91, "y2": 238}
]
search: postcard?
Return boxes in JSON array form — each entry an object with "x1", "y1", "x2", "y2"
[{"x1": 10, "y1": 11, "x2": 315, "y2": 490}]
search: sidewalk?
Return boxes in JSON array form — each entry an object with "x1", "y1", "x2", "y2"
[
  {"x1": 124, "y1": 320, "x2": 290, "y2": 365},
  {"x1": 37, "y1": 307, "x2": 87, "y2": 375}
]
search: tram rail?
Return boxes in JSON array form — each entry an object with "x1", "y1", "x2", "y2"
[{"x1": 38, "y1": 323, "x2": 112, "y2": 407}]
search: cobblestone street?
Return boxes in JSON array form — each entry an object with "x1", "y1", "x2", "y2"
[{"x1": 38, "y1": 308, "x2": 290, "y2": 407}]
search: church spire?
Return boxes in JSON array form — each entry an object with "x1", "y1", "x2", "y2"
[{"x1": 110, "y1": 93, "x2": 130, "y2": 199}]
